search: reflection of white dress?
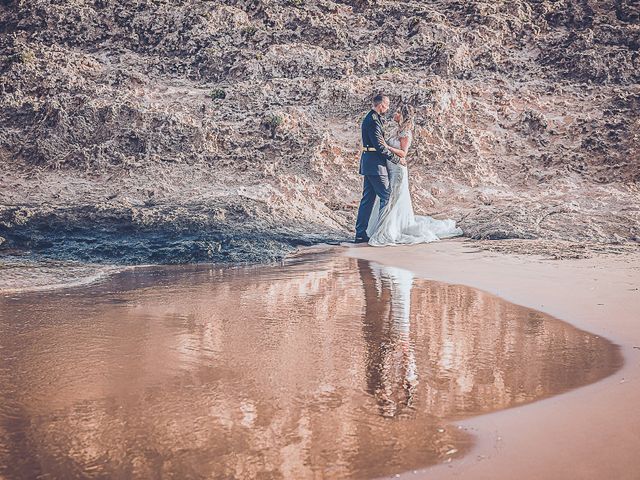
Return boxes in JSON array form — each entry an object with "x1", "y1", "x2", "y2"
[
  {"x1": 369, "y1": 263, "x2": 419, "y2": 414},
  {"x1": 367, "y1": 131, "x2": 463, "y2": 246}
]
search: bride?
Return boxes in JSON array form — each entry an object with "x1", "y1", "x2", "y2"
[{"x1": 366, "y1": 105, "x2": 463, "y2": 246}]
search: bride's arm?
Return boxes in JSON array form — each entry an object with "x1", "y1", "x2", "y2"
[
  {"x1": 399, "y1": 136, "x2": 410, "y2": 158},
  {"x1": 384, "y1": 143, "x2": 406, "y2": 158},
  {"x1": 382, "y1": 137, "x2": 410, "y2": 158}
]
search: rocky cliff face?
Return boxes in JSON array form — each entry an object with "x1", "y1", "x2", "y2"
[{"x1": 1, "y1": 0, "x2": 638, "y2": 263}]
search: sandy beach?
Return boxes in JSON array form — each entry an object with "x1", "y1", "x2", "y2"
[
  {"x1": 346, "y1": 239, "x2": 640, "y2": 480},
  {"x1": 1, "y1": 239, "x2": 635, "y2": 479}
]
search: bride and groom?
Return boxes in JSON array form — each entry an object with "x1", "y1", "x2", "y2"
[{"x1": 354, "y1": 94, "x2": 462, "y2": 246}]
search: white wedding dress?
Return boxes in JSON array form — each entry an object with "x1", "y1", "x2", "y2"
[{"x1": 367, "y1": 131, "x2": 463, "y2": 246}]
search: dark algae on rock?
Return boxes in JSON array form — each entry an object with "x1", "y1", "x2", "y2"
[
  {"x1": 1, "y1": 0, "x2": 639, "y2": 264},
  {"x1": 0, "y1": 202, "x2": 340, "y2": 265}
]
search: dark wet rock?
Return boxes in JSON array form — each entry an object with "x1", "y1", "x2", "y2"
[
  {"x1": 0, "y1": 203, "x2": 346, "y2": 264},
  {"x1": 0, "y1": 0, "x2": 638, "y2": 264}
]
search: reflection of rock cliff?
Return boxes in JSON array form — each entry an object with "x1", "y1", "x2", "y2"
[
  {"x1": 0, "y1": 0, "x2": 638, "y2": 262},
  {"x1": 0, "y1": 256, "x2": 622, "y2": 478}
]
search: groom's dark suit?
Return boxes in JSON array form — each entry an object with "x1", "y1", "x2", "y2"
[{"x1": 355, "y1": 109, "x2": 400, "y2": 240}]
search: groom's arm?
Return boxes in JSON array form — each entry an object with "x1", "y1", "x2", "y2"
[{"x1": 372, "y1": 118, "x2": 400, "y2": 164}]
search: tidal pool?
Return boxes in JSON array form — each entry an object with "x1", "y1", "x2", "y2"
[{"x1": 0, "y1": 254, "x2": 622, "y2": 479}]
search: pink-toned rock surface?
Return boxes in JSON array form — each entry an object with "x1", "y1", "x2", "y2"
[{"x1": 0, "y1": 0, "x2": 638, "y2": 263}]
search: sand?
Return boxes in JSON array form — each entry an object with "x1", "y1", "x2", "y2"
[
  {"x1": 6, "y1": 251, "x2": 624, "y2": 479},
  {"x1": 1, "y1": 238, "x2": 638, "y2": 478},
  {"x1": 345, "y1": 238, "x2": 640, "y2": 480}
]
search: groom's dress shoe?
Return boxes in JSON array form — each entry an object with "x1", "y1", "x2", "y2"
[{"x1": 354, "y1": 237, "x2": 369, "y2": 244}]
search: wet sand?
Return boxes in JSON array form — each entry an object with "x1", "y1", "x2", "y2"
[
  {"x1": 0, "y1": 245, "x2": 627, "y2": 479},
  {"x1": 346, "y1": 239, "x2": 640, "y2": 480}
]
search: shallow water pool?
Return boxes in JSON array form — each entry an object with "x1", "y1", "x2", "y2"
[{"x1": 0, "y1": 254, "x2": 622, "y2": 479}]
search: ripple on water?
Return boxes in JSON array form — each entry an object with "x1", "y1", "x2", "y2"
[
  {"x1": 0, "y1": 257, "x2": 126, "y2": 294},
  {"x1": 0, "y1": 255, "x2": 623, "y2": 479}
]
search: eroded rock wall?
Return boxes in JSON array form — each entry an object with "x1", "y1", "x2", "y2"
[{"x1": 1, "y1": 0, "x2": 638, "y2": 262}]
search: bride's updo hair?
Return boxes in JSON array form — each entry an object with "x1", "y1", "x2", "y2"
[{"x1": 397, "y1": 104, "x2": 415, "y2": 133}]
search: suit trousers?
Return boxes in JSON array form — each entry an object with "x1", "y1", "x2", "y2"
[{"x1": 355, "y1": 174, "x2": 390, "y2": 239}]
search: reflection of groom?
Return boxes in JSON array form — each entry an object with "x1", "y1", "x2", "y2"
[{"x1": 354, "y1": 94, "x2": 405, "y2": 243}]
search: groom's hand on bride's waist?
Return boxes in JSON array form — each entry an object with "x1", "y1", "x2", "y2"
[{"x1": 381, "y1": 141, "x2": 400, "y2": 165}]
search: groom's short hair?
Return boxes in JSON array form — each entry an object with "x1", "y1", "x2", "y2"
[{"x1": 372, "y1": 94, "x2": 388, "y2": 107}]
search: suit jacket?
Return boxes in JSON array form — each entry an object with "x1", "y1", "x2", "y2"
[{"x1": 359, "y1": 109, "x2": 400, "y2": 175}]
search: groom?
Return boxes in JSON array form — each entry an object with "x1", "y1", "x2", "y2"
[{"x1": 354, "y1": 94, "x2": 405, "y2": 243}]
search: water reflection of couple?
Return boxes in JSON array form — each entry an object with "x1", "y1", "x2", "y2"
[{"x1": 357, "y1": 259, "x2": 419, "y2": 418}]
